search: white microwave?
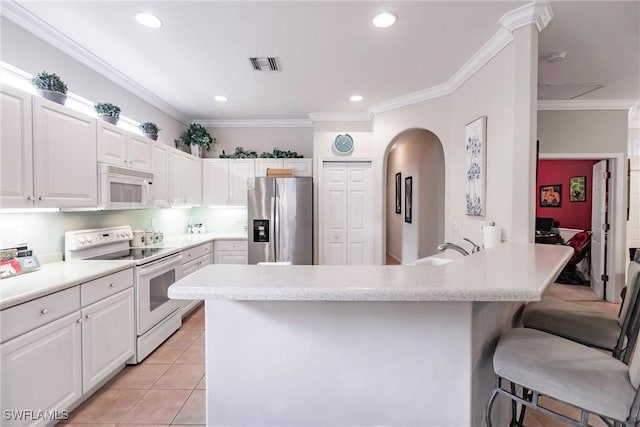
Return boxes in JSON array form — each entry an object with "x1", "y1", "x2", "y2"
[{"x1": 98, "y1": 163, "x2": 154, "y2": 210}]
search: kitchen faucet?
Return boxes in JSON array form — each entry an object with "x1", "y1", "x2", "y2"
[
  {"x1": 462, "y1": 238, "x2": 481, "y2": 253},
  {"x1": 436, "y1": 242, "x2": 470, "y2": 256}
]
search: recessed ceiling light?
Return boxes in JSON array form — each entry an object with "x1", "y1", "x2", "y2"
[
  {"x1": 372, "y1": 12, "x2": 396, "y2": 28},
  {"x1": 350, "y1": 95, "x2": 364, "y2": 102},
  {"x1": 214, "y1": 95, "x2": 228, "y2": 102},
  {"x1": 135, "y1": 13, "x2": 162, "y2": 29}
]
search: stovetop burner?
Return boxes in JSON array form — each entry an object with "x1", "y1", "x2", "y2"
[{"x1": 87, "y1": 246, "x2": 178, "y2": 261}]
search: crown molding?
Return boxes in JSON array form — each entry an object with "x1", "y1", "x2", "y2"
[
  {"x1": 499, "y1": 2, "x2": 553, "y2": 33},
  {"x1": 196, "y1": 119, "x2": 313, "y2": 128},
  {"x1": 1, "y1": 1, "x2": 189, "y2": 123},
  {"x1": 537, "y1": 99, "x2": 637, "y2": 110},
  {"x1": 308, "y1": 112, "x2": 373, "y2": 123}
]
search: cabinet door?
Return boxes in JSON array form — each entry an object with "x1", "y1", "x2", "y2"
[
  {"x1": 81, "y1": 288, "x2": 134, "y2": 393},
  {"x1": 151, "y1": 143, "x2": 170, "y2": 207},
  {"x1": 202, "y1": 159, "x2": 229, "y2": 205},
  {"x1": 255, "y1": 159, "x2": 283, "y2": 177},
  {"x1": 128, "y1": 134, "x2": 152, "y2": 172},
  {"x1": 229, "y1": 159, "x2": 255, "y2": 205},
  {"x1": 1, "y1": 87, "x2": 34, "y2": 208},
  {"x1": 284, "y1": 158, "x2": 313, "y2": 177},
  {"x1": 33, "y1": 97, "x2": 97, "y2": 208},
  {"x1": 183, "y1": 154, "x2": 202, "y2": 205},
  {"x1": 96, "y1": 121, "x2": 127, "y2": 167},
  {"x1": 168, "y1": 148, "x2": 184, "y2": 205},
  {"x1": 214, "y1": 251, "x2": 248, "y2": 264},
  {"x1": 1, "y1": 311, "x2": 82, "y2": 426}
]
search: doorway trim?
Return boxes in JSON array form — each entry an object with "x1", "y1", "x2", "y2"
[{"x1": 539, "y1": 152, "x2": 625, "y2": 303}]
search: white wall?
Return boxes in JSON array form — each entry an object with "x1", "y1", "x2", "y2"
[
  {"x1": 0, "y1": 17, "x2": 186, "y2": 147},
  {"x1": 386, "y1": 130, "x2": 445, "y2": 263},
  {"x1": 203, "y1": 127, "x2": 313, "y2": 158}
]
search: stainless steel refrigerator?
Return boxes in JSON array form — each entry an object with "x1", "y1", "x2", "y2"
[{"x1": 248, "y1": 177, "x2": 313, "y2": 264}]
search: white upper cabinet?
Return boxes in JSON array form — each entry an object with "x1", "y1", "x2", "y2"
[
  {"x1": 97, "y1": 121, "x2": 152, "y2": 172},
  {"x1": 168, "y1": 147, "x2": 202, "y2": 206},
  {"x1": 1, "y1": 86, "x2": 34, "y2": 208},
  {"x1": 31, "y1": 96, "x2": 98, "y2": 208},
  {"x1": 151, "y1": 142, "x2": 170, "y2": 207},
  {"x1": 255, "y1": 158, "x2": 312, "y2": 177},
  {"x1": 202, "y1": 159, "x2": 255, "y2": 206}
]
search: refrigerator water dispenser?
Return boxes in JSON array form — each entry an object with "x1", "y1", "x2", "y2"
[{"x1": 253, "y1": 219, "x2": 270, "y2": 242}]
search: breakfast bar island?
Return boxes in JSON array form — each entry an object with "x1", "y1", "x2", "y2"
[{"x1": 169, "y1": 242, "x2": 573, "y2": 427}]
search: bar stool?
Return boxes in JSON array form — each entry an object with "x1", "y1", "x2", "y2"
[
  {"x1": 486, "y1": 327, "x2": 640, "y2": 427},
  {"x1": 522, "y1": 260, "x2": 640, "y2": 362}
]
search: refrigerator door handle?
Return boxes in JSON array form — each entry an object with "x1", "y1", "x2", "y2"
[
  {"x1": 270, "y1": 196, "x2": 277, "y2": 262},
  {"x1": 273, "y1": 196, "x2": 280, "y2": 262}
]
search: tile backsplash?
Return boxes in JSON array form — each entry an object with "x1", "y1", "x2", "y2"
[{"x1": 0, "y1": 206, "x2": 247, "y2": 260}]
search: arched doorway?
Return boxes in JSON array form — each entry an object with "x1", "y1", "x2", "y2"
[{"x1": 385, "y1": 128, "x2": 445, "y2": 264}]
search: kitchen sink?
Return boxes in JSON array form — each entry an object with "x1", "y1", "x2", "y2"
[{"x1": 410, "y1": 256, "x2": 453, "y2": 266}]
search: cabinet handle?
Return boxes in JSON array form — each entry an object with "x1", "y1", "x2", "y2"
[
  {"x1": 38, "y1": 196, "x2": 44, "y2": 201},
  {"x1": 27, "y1": 195, "x2": 35, "y2": 201},
  {"x1": 40, "y1": 308, "x2": 49, "y2": 314},
  {"x1": 109, "y1": 283, "x2": 115, "y2": 288},
  {"x1": 77, "y1": 318, "x2": 83, "y2": 324},
  {"x1": 85, "y1": 313, "x2": 92, "y2": 319}
]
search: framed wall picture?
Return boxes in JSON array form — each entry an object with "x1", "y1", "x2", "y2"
[
  {"x1": 404, "y1": 176, "x2": 412, "y2": 223},
  {"x1": 395, "y1": 172, "x2": 402, "y2": 214},
  {"x1": 569, "y1": 176, "x2": 587, "y2": 202},
  {"x1": 539, "y1": 184, "x2": 562, "y2": 207},
  {"x1": 465, "y1": 116, "x2": 487, "y2": 216}
]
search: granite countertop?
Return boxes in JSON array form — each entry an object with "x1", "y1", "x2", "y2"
[
  {"x1": 169, "y1": 242, "x2": 573, "y2": 302},
  {"x1": 0, "y1": 232, "x2": 248, "y2": 310},
  {"x1": 0, "y1": 261, "x2": 136, "y2": 310}
]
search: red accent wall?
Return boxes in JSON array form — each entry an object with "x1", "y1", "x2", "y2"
[{"x1": 536, "y1": 159, "x2": 599, "y2": 231}]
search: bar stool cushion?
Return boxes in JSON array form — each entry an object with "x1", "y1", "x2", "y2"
[
  {"x1": 494, "y1": 328, "x2": 636, "y2": 421},
  {"x1": 522, "y1": 299, "x2": 620, "y2": 350}
]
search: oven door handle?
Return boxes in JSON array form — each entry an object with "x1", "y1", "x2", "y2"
[{"x1": 137, "y1": 254, "x2": 183, "y2": 276}]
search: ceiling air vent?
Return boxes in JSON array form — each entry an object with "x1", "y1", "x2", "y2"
[{"x1": 249, "y1": 57, "x2": 280, "y2": 71}]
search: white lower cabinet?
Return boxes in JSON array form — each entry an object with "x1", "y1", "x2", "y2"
[
  {"x1": 0, "y1": 269, "x2": 134, "y2": 425},
  {"x1": 81, "y1": 288, "x2": 135, "y2": 393},
  {"x1": 0, "y1": 311, "x2": 82, "y2": 427},
  {"x1": 214, "y1": 240, "x2": 248, "y2": 264},
  {"x1": 180, "y1": 243, "x2": 213, "y2": 315}
]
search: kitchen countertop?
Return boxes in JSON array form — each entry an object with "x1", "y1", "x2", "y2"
[
  {"x1": 169, "y1": 242, "x2": 573, "y2": 302},
  {"x1": 0, "y1": 232, "x2": 248, "y2": 310}
]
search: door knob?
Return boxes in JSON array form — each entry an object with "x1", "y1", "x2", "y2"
[{"x1": 27, "y1": 195, "x2": 35, "y2": 201}]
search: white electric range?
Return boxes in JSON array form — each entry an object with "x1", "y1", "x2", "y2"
[{"x1": 65, "y1": 226, "x2": 183, "y2": 363}]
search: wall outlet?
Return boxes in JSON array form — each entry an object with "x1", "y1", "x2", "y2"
[
  {"x1": 452, "y1": 220, "x2": 458, "y2": 232},
  {"x1": 150, "y1": 217, "x2": 156, "y2": 228},
  {"x1": 501, "y1": 227, "x2": 510, "y2": 241}
]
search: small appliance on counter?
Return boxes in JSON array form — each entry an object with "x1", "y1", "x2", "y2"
[{"x1": 0, "y1": 245, "x2": 40, "y2": 279}]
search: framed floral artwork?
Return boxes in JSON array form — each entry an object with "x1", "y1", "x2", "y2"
[
  {"x1": 465, "y1": 116, "x2": 487, "y2": 216},
  {"x1": 405, "y1": 176, "x2": 412, "y2": 223},
  {"x1": 570, "y1": 176, "x2": 586, "y2": 202},
  {"x1": 395, "y1": 172, "x2": 402, "y2": 214}
]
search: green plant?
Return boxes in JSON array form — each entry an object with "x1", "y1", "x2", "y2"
[
  {"x1": 31, "y1": 71, "x2": 68, "y2": 94},
  {"x1": 175, "y1": 123, "x2": 216, "y2": 151},
  {"x1": 139, "y1": 122, "x2": 160, "y2": 134},
  {"x1": 219, "y1": 147, "x2": 258, "y2": 159},
  {"x1": 94, "y1": 102, "x2": 121, "y2": 117},
  {"x1": 259, "y1": 148, "x2": 303, "y2": 159}
]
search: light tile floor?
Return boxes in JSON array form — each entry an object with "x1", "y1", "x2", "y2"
[{"x1": 63, "y1": 282, "x2": 620, "y2": 426}]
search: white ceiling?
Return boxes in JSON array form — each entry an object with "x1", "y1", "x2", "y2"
[{"x1": 6, "y1": 1, "x2": 640, "y2": 122}]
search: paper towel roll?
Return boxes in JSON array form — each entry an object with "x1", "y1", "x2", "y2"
[{"x1": 483, "y1": 226, "x2": 502, "y2": 249}]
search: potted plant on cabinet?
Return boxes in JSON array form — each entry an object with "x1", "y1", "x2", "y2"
[
  {"x1": 94, "y1": 102, "x2": 121, "y2": 125},
  {"x1": 31, "y1": 71, "x2": 68, "y2": 105},
  {"x1": 174, "y1": 123, "x2": 216, "y2": 157},
  {"x1": 139, "y1": 122, "x2": 160, "y2": 141}
]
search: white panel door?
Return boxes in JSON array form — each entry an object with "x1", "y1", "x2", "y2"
[
  {"x1": 151, "y1": 142, "x2": 169, "y2": 207},
  {"x1": 591, "y1": 160, "x2": 608, "y2": 298},
  {"x1": 628, "y1": 168, "x2": 640, "y2": 251},
  {"x1": 96, "y1": 121, "x2": 127, "y2": 167},
  {"x1": 33, "y1": 97, "x2": 97, "y2": 208},
  {"x1": 347, "y1": 163, "x2": 374, "y2": 264},
  {"x1": 81, "y1": 289, "x2": 134, "y2": 393},
  {"x1": 1, "y1": 311, "x2": 82, "y2": 426},
  {"x1": 0, "y1": 86, "x2": 33, "y2": 208},
  {"x1": 229, "y1": 159, "x2": 255, "y2": 205},
  {"x1": 127, "y1": 134, "x2": 152, "y2": 172},
  {"x1": 322, "y1": 163, "x2": 348, "y2": 264},
  {"x1": 168, "y1": 148, "x2": 184, "y2": 205},
  {"x1": 183, "y1": 154, "x2": 202, "y2": 205},
  {"x1": 255, "y1": 159, "x2": 283, "y2": 177},
  {"x1": 202, "y1": 159, "x2": 230, "y2": 205}
]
